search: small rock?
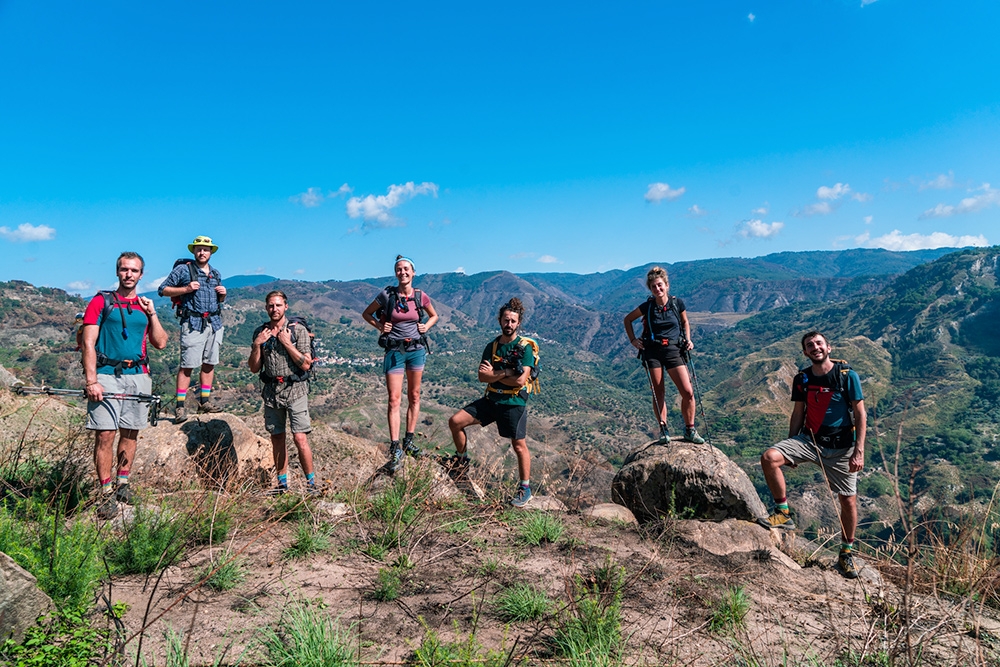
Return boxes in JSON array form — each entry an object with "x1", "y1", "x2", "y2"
[{"x1": 582, "y1": 503, "x2": 637, "y2": 525}]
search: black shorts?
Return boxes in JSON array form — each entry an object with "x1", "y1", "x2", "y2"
[
  {"x1": 642, "y1": 343, "x2": 685, "y2": 371},
  {"x1": 462, "y1": 397, "x2": 527, "y2": 440}
]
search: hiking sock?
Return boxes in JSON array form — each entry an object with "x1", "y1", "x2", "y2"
[
  {"x1": 520, "y1": 480, "x2": 530, "y2": 490},
  {"x1": 841, "y1": 541, "x2": 854, "y2": 554},
  {"x1": 277, "y1": 473, "x2": 288, "y2": 489},
  {"x1": 101, "y1": 477, "x2": 114, "y2": 495},
  {"x1": 305, "y1": 472, "x2": 316, "y2": 486},
  {"x1": 199, "y1": 384, "x2": 212, "y2": 404},
  {"x1": 176, "y1": 389, "x2": 186, "y2": 406},
  {"x1": 404, "y1": 431, "x2": 414, "y2": 444},
  {"x1": 117, "y1": 469, "x2": 130, "y2": 486}
]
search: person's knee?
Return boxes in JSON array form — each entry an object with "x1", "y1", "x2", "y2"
[
  {"x1": 448, "y1": 414, "x2": 462, "y2": 433},
  {"x1": 761, "y1": 448, "x2": 783, "y2": 468},
  {"x1": 839, "y1": 494, "x2": 856, "y2": 507}
]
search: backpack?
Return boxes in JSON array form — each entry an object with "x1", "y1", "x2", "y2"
[
  {"x1": 488, "y1": 335, "x2": 541, "y2": 396},
  {"x1": 638, "y1": 295, "x2": 687, "y2": 347},
  {"x1": 255, "y1": 316, "x2": 317, "y2": 385},
  {"x1": 94, "y1": 290, "x2": 148, "y2": 376},
  {"x1": 375, "y1": 285, "x2": 429, "y2": 351},
  {"x1": 798, "y1": 358, "x2": 857, "y2": 439},
  {"x1": 170, "y1": 259, "x2": 221, "y2": 321}
]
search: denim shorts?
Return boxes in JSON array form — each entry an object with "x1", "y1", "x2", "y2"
[{"x1": 383, "y1": 347, "x2": 426, "y2": 375}]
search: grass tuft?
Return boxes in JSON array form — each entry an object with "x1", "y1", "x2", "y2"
[
  {"x1": 258, "y1": 603, "x2": 358, "y2": 667},
  {"x1": 494, "y1": 583, "x2": 551, "y2": 622},
  {"x1": 708, "y1": 585, "x2": 751, "y2": 634},
  {"x1": 283, "y1": 522, "x2": 332, "y2": 560},
  {"x1": 517, "y1": 513, "x2": 564, "y2": 546}
]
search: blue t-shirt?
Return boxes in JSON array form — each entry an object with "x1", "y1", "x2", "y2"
[{"x1": 791, "y1": 365, "x2": 863, "y2": 436}]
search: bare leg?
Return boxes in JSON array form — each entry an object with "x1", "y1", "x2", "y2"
[
  {"x1": 667, "y1": 365, "x2": 696, "y2": 427},
  {"x1": 760, "y1": 448, "x2": 789, "y2": 501},
  {"x1": 404, "y1": 369, "x2": 422, "y2": 434},
  {"x1": 199, "y1": 364, "x2": 215, "y2": 395},
  {"x1": 271, "y1": 433, "x2": 288, "y2": 476},
  {"x1": 292, "y1": 433, "x2": 314, "y2": 477},
  {"x1": 116, "y1": 428, "x2": 138, "y2": 474},
  {"x1": 93, "y1": 430, "x2": 118, "y2": 483},
  {"x1": 648, "y1": 366, "x2": 667, "y2": 425},
  {"x1": 511, "y1": 438, "x2": 531, "y2": 481},
  {"x1": 448, "y1": 409, "x2": 480, "y2": 455},
  {"x1": 839, "y1": 494, "x2": 857, "y2": 543},
  {"x1": 176, "y1": 367, "x2": 193, "y2": 398},
  {"x1": 385, "y1": 372, "x2": 404, "y2": 441}
]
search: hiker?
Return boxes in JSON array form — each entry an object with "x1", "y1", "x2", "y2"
[
  {"x1": 248, "y1": 290, "x2": 317, "y2": 494},
  {"x1": 448, "y1": 298, "x2": 536, "y2": 507},
  {"x1": 757, "y1": 331, "x2": 867, "y2": 579},
  {"x1": 157, "y1": 235, "x2": 226, "y2": 422},
  {"x1": 81, "y1": 251, "x2": 168, "y2": 520},
  {"x1": 622, "y1": 266, "x2": 705, "y2": 444},
  {"x1": 361, "y1": 255, "x2": 439, "y2": 472}
]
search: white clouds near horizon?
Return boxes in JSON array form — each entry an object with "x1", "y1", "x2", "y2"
[
  {"x1": 67, "y1": 280, "x2": 92, "y2": 291},
  {"x1": 290, "y1": 183, "x2": 353, "y2": 207},
  {"x1": 920, "y1": 183, "x2": 999, "y2": 218},
  {"x1": 0, "y1": 223, "x2": 56, "y2": 242},
  {"x1": 919, "y1": 172, "x2": 955, "y2": 191},
  {"x1": 688, "y1": 204, "x2": 708, "y2": 217},
  {"x1": 856, "y1": 230, "x2": 989, "y2": 251},
  {"x1": 795, "y1": 182, "x2": 869, "y2": 216},
  {"x1": 741, "y1": 220, "x2": 784, "y2": 238},
  {"x1": 644, "y1": 182, "x2": 685, "y2": 203},
  {"x1": 346, "y1": 182, "x2": 439, "y2": 228},
  {"x1": 538, "y1": 255, "x2": 560, "y2": 264}
]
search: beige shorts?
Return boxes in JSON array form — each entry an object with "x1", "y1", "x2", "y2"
[
  {"x1": 769, "y1": 434, "x2": 857, "y2": 496},
  {"x1": 264, "y1": 395, "x2": 312, "y2": 435},
  {"x1": 180, "y1": 321, "x2": 223, "y2": 368},
  {"x1": 87, "y1": 374, "x2": 153, "y2": 431}
]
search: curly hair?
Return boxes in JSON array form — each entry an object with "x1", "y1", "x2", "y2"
[
  {"x1": 498, "y1": 297, "x2": 525, "y2": 323},
  {"x1": 646, "y1": 266, "x2": 669, "y2": 290}
]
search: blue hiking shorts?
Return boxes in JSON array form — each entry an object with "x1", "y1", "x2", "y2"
[{"x1": 383, "y1": 347, "x2": 427, "y2": 375}]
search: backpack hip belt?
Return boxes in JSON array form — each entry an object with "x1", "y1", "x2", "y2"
[
  {"x1": 381, "y1": 336, "x2": 426, "y2": 352},
  {"x1": 260, "y1": 372, "x2": 307, "y2": 385},
  {"x1": 180, "y1": 307, "x2": 221, "y2": 321},
  {"x1": 96, "y1": 352, "x2": 149, "y2": 378},
  {"x1": 486, "y1": 385, "x2": 526, "y2": 397}
]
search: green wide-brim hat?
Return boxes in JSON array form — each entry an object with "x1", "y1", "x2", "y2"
[{"x1": 188, "y1": 235, "x2": 219, "y2": 253}]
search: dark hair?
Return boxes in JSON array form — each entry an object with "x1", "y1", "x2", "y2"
[
  {"x1": 116, "y1": 251, "x2": 145, "y2": 273},
  {"x1": 498, "y1": 297, "x2": 525, "y2": 322},
  {"x1": 800, "y1": 331, "x2": 828, "y2": 350},
  {"x1": 265, "y1": 290, "x2": 288, "y2": 304}
]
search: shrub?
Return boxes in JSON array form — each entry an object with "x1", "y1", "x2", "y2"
[
  {"x1": 494, "y1": 584, "x2": 550, "y2": 622},
  {"x1": 372, "y1": 567, "x2": 402, "y2": 601},
  {"x1": 412, "y1": 620, "x2": 508, "y2": 667},
  {"x1": 258, "y1": 604, "x2": 358, "y2": 667},
  {"x1": 708, "y1": 585, "x2": 751, "y2": 634},
  {"x1": 0, "y1": 611, "x2": 111, "y2": 667},
  {"x1": 553, "y1": 558, "x2": 626, "y2": 666},
  {"x1": 283, "y1": 523, "x2": 331, "y2": 560},
  {"x1": 105, "y1": 505, "x2": 186, "y2": 575},
  {"x1": 518, "y1": 513, "x2": 564, "y2": 546}
]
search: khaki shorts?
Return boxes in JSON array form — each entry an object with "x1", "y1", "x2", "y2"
[
  {"x1": 264, "y1": 395, "x2": 312, "y2": 435},
  {"x1": 768, "y1": 434, "x2": 857, "y2": 496},
  {"x1": 87, "y1": 374, "x2": 153, "y2": 431},
  {"x1": 180, "y1": 321, "x2": 223, "y2": 368}
]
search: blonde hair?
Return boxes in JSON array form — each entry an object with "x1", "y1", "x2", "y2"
[{"x1": 646, "y1": 266, "x2": 669, "y2": 290}]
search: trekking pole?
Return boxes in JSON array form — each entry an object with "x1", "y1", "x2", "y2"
[
  {"x1": 12, "y1": 385, "x2": 163, "y2": 426},
  {"x1": 683, "y1": 348, "x2": 710, "y2": 442},
  {"x1": 639, "y1": 355, "x2": 669, "y2": 443}
]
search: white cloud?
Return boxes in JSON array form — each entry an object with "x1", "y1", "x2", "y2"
[
  {"x1": 688, "y1": 204, "x2": 708, "y2": 217},
  {"x1": 538, "y1": 255, "x2": 560, "y2": 264},
  {"x1": 919, "y1": 172, "x2": 955, "y2": 191},
  {"x1": 644, "y1": 182, "x2": 685, "y2": 203},
  {"x1": 863, "y1": 215, "x2": 873, "y2": 224},
  {"x1": 861, "y1": 0, "x2": 878, "y2": 6},
  {"x1": 748, "y1": 13, "x2": 756, "y2": 22},
  {"x1": 817, "y1": 183, "x2": 851, "y2": 200},
  {"x1": 920, "y1": 183, "x2": 1000, "y2": 218},
  {"x1": 740, "y1": 220, "x2": 784, "y2": 238},
  {"x1": 67, "y1": 280, "x2": 92, "y2": 292},
  {"x1": 857, "y1": 230, "x2": 989, "y2": 251},
  {"x1": 290, "y1": 187, "x2": 326, "y2": 208},
  {"x1": 852, "y1": 192, "x2": 873, "y2": 202},
  {"x1": 334, "y1": 183, "x2": 352, "y2": 197},
  {"x1": 797, "y1": 202, "x2": 833, "y2": 216},
  {"x1": 752, "y1": 203, "x2": 769, "y2": 215},
  {"x1": 0, "y1": 223, "x2": 56, "y2": 242},
  {"x1": 346, "y1": 181, "x2": 439, "y2": 228},
  {"x1": 140, "y1": 275, "x2": 167, "y2": 293},
  {"x1": 455, "y1": 267, "x2": 465, "y2": 274},
  {"x1": 294, "y1": 269, "x2": 306, "y2": 275}
]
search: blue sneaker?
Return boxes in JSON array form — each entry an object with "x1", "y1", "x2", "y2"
[
  {"x1": 387, "y1": 441, "x2": 404, "y2": 473},
  {"x1": 684, "y1": 427, "x2": 705, "y2": 444},
  {"x1": 511, "y1": 485, "x2": 532, "y2": 508}
]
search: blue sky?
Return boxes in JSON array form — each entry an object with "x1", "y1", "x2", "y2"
[{"x1": 1, "y1": 1, "x2": 997, "y2": 294}]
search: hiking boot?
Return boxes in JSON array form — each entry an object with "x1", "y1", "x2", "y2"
[
  {"x1": 265, "y1": 484, "x2": 288, "y2": 496},
  {"x1": 657, "y1": 423, "x2": 669, "y2": 444},
  {"x1": 175, "y1": 405, "x2": 188, "y2": 423},
  {"x1": 96, "y1": 496, "x2": 119, "y2": 520},
  {"x1": 683, "y1": 427, "x2": 705, "y2": 444},
  {"x1": 115, "y1": 483, "x2": 135, "y2": 505},
  {"x1": 838, "y1": 551, "x2": 860, "y2": 579},
  {"x1": 198, "y1": 400, "x2": 221, "y2": 414},
  {"x1": 511, "y1": 485, "x2": 532, "y2": 508},
  {"x1": 306, "y1": 482, "x2": 320, "y2": 495},
  {"x1": 402, "y1": 434, "x2": 422, "y2": 459},
  {"x1": 757, "y1": 509, "x2": 795, "y2": 530},
  {"x1": 387, "y1": 441, "x2": 404, "y2": 473}
]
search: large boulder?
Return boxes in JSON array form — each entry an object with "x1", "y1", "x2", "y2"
[
  {"x1": 0, "y1": 552, "x2": 54, "y2": 642},
  {"x1": 611, "y1": 440, "x2": 767, "y2": 523},
  {"x1": 135, "y1": 413, "x2": 274, "y2": 491}
]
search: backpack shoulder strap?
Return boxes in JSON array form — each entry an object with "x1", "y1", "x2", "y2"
[
  {"x1": 186, "y1": 261, "x2": 199, "y2": 284},
  {"x1": 413, "y1": 289, "x2": 425, "y2": 322}
]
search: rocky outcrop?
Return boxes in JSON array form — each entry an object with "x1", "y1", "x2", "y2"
[
  {"x1": 0, "y1": 552, "x2": 54, "y2": 642},
  {"x1": 611, "y1": 441, "x2": 767, "y2": 523},
  {"x1": 134, "y1": 413, "x2": 274, "y2": 490},
  {"x1": 582, "y1": 503, "x2": 637, "y2": 525}
]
